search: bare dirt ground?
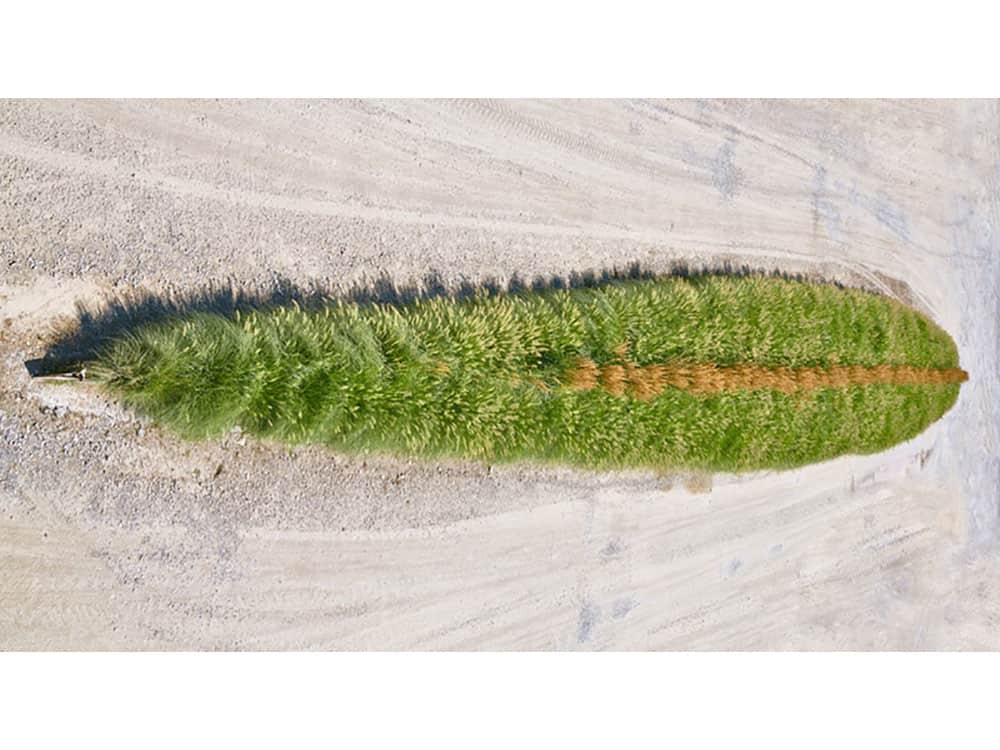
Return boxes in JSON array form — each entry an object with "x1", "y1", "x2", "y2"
[{"x1": 1, "y1": 99, "x2": 997, "y2": 650}]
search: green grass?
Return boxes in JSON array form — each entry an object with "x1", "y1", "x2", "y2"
[{"x1": 89, "y1": 275, "x2": 963, "y2": 472}]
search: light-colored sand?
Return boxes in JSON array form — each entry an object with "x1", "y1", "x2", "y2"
[{"x1": 1, "y1": 99, "x2": 997, "y2": 649}]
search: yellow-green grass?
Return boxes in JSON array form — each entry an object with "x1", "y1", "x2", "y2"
[{"x1": 89, "y1": 275, "x2": 964, "y2": 472}]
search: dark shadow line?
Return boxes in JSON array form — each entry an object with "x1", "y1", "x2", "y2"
[{"x1": 29, "y1": 259, "x2": 866, "y2": 376}]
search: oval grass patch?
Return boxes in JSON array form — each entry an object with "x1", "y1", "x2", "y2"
[{"x1": 90, "y1": 275, "x2": 967, "y2": 471}]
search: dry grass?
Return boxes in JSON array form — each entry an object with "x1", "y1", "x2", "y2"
[
  {"x1": 565, "y1": 359, "x2": 969, "y2": 398},
  {"x1": 682, "y1": 472, "x2": 714, "y2": 494}
]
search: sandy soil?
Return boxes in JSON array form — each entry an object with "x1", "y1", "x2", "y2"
[{"x1": 1, "y1": 99, "x2": 997, "y2": 650}]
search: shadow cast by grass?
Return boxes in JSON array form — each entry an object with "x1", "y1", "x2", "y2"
[{"x1": 29, "y1": 259, "x2": 859, "y2": 376}]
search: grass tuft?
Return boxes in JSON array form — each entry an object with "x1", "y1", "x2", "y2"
[{"x1": 88, "y1": 275, "x2": 965, "y2": 472}]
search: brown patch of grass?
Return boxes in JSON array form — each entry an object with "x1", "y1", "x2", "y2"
[
  {"x1": 599, "y1": 364, "x2": 627, "y2": 396},
  {"x1": 566, "y1": 357, "x2": 600, "y2": 391},
  {"x1": 564, "y1": 357, "x2": 969, "y2": 399},
  {"x1": 682, "y1": 472, "x2": 713, "y2": 494}
]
